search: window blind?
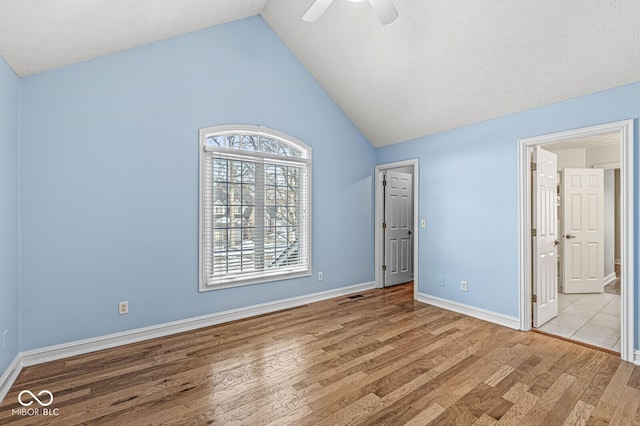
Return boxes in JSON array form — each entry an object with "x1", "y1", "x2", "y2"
[{"x1": 199, "y1": 125, "x2": 311, "y2": 291}]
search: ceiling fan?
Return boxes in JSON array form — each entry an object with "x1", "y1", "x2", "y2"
[{"x1": 303, "y1": 0, "x2": 399, "y2": 25}]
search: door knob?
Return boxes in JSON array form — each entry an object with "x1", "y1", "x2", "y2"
[
  {"x1": 565, "y1": 234, "x2": 576, "y2": 239},
  {"x1": 554, "y1": 240, "x2": 560, "y2": 246},
  {"x1": 408, "y1": 230, "x2": 412, "y2": 235}
]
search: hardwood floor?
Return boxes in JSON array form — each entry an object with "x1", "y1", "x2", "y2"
[{"x1": 2, "y1": 283, "x2": 639, "y2": 425}]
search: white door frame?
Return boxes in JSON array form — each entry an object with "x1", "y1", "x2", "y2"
[
  {"x1": 375, "y1": 159, "x2": 419, "y2": 300},
  {"x1": 518, "y1": 119, "x2": 635, "y2": 362}
]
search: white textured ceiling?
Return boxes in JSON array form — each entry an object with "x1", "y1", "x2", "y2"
[
  {"x1": 0, "y1": 0, "x2": 269, "y2": 76},
  {"x1": 263, "y1": 0, "x2": 640, "y2": 146},
  {"x1": 546, "y1": 132, "x2": 620, "y2": 151},
  {"x1": 1, "y1": 0, "x2": 639, "y2": 147}
]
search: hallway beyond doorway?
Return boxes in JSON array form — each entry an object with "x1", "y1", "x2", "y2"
[{"x1": 536, "y1": 292, "x2": 620, "y2": 352}]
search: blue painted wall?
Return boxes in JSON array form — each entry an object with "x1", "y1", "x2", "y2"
[
  {"x1": 0, "y1": 56, "x2": 20, "y2": 373},
  {"x1": 18, "y1": 17, "x2": 376, "y2": 351},
  {"x1": 377, "y1": 82, "x2": 640, "y2": 348},
  {"x1": 5, "y1": 12, "x2": 639, "y2": 363}
]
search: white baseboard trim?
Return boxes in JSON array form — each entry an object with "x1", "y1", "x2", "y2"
[
  {"x1": 416, "y1": 293, "x2": 520, "y2": 330},
  {"x1": 604, "y1": 273, "x2": 617, "y2": 286},
  {"x1": 635, "y1": 350, "x2": 640, "y2": 366},
  {"x1": 1, "y1": 281, "x2": 374, "y2": 402},
  {"x1": 21, "y1": 281, "x2": 375, "y2": 367},
  {"x1": 0, "y1": 355, "x2": 22, "y2": 404}
]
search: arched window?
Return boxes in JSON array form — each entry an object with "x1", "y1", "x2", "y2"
[{"x1": 199, "y1": 125, "x2": 312, "y2": 291}]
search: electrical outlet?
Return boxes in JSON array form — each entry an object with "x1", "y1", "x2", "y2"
[
  {"x1": 119, "y1": 301, "x2": 129, "y2": 315},
  {"x1": 461, "y1": 281, "x2": 468, "y2": 292},
  {"x1": 438, "y1": 276, "x2": 445, "y2": 287},
  {"x1": 3, "y1": 330, "x2": 7, "y2": 351},
  {"x1": 318, "y1": 272, "x2": 324, "y2": 281}
]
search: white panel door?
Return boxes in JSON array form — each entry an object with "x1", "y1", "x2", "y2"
[
  {"x1": 561, "y1": 168, "x2": 604, "y2": 293},
  {"x1": 384, "y1": 170, "x2": 413, "y2": 287},
  {"x1": 533, "y1": 147, "x2": 559, "y2": 327}
]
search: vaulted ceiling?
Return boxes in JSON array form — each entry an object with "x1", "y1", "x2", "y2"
[{"x1": 1, "y1": 0, "x2": 639, "y2": 147}]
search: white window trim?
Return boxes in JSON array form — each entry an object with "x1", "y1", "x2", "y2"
[{"x1": 199, "y1": 125, "x2": 312, "y2": 292}]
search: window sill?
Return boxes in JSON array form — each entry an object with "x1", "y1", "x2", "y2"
[{"x1": 199, "y1": 269, "x2": 311, "y2": 292}]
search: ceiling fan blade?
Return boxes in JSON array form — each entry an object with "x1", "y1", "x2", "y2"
[
  {"x1": 368, "y1": 0, "x2": 399, "y2": 25},
  {"x1": 302, "y1": 0, "x2": 335, "y2": 22}
]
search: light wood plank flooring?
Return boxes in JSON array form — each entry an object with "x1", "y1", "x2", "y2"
[{"x1": 2, "y1": 283, "x2": 640, "y2": 425}]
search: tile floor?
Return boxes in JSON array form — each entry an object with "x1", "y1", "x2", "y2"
[{"x1": 536, "y1": 292, "x2": 621, "y2": 351}]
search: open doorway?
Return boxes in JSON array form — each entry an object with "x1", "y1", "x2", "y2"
[
  {"x1": 375, "y1": 160, "x2": 419, "y2": 299},
  {"x1": 518, "y1": 120, "x2": 635, "y2": 362},
  {"x1": 537, "y1": 137, "x2": 620, "y2": 351}
]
